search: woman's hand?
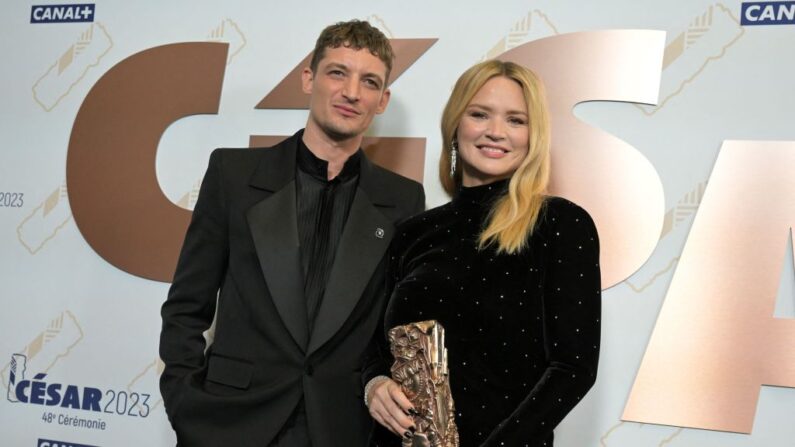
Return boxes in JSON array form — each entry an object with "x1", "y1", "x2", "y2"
[{"x1": 367, "y1": 378, "x2": 417, "y2": 438}]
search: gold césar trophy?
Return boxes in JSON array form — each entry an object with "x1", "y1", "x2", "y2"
[{"x1": 388, "y1": 320, "x2": 459, "y2": 447}]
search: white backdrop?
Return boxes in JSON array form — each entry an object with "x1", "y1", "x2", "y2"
[{"x1": 1, "y1": 1, "x2": 794, "y2": 446}]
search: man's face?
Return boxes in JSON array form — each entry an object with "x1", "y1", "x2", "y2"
[{"x1": 302, "y1": 46, "x2": 391, "y2": 141}]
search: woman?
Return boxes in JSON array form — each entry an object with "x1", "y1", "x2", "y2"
[{"x1": 363, "y1": 60, "x2": 601, "y2": 446}]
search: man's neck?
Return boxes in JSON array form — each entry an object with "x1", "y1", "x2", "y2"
[{"x1": 302, "y1": 123, "x2": 363, "y2": 180}]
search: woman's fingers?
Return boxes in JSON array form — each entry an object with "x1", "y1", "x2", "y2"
[
  {"x1": 370, "y1": 409, "x2": 399, "y2": 436},
  {"x1": 369, "y1": 379, "x2": 416, "y2": 436},
  {"x1": 388, "y1": 383, "x2": 416, "y2": 415}
]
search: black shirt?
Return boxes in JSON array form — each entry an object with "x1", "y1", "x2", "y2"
[{"x1": 295, "y1": 138, "x2": 361, "y2": 329}]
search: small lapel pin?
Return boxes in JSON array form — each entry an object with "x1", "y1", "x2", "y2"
[{"x1": 375, "y1": 228, "x2": 385, "y2": 239}]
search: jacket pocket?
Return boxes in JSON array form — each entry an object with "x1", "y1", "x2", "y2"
[{"x1": 205, "y1": 354, "x2": 253, "y2": 390}]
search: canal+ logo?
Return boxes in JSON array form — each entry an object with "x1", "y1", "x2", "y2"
[
  {"x1": 7, "y1": 354, "x2": 102, "y2": 411},
  {"x1": 30, "y1": 4, "x2": 95, "y2": 24},
  {"x1": 741, "y1": 1, "x2": 795, "y2": 25}
]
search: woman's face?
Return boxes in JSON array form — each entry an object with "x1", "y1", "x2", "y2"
[{"x1": 456, "y1": 76, "x2": 529, "y2": 187}]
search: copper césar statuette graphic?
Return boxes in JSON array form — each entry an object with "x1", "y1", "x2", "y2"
[{"x1": 388, "y1": 320, "x2": 459, "y2": 447}]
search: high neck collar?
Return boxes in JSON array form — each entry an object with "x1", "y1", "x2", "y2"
[
  {"x1": 297, "y1": 136, "x2": 361, "y2": 182},
  {"x1": 452, "y1": 179, "x2": 510, "y2": 209}
]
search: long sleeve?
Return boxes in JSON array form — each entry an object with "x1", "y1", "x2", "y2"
[
  {"x1": 480, "y1": 202, "x2": 601, "y2": 446},
  {"x1": 159, "y1": 149, "x2": 229, "y2": 421},
  {"x1": 361, "y1": 184, "x2": 425, "y2": 387}
]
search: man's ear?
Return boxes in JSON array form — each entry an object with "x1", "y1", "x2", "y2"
[
  {"x1": 376, "y1": 88, "x2": 391, "y2": 115},
  {"x1": 301, "y1": 68, "x2": 314, "y2": 94}
]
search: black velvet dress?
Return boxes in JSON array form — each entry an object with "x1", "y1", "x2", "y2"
[{"x1": 367, "y1": 180, "x2": 601, "y2": 447}]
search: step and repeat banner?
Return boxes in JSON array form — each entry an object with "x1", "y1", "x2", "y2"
[{"x1": 2, "y1": 1, "x2": 794, "y2": 446}]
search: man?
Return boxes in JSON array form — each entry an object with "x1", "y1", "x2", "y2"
[{"x1": 159, "y1": 20, "x2": 424, "y2": 447}]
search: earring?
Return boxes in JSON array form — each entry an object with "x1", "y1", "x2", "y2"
[{"x1": 450, "y1": 139, "x2": 458, "y2": 178}]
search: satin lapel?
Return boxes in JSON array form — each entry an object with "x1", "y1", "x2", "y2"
[
  {"x1": 307, "y1": 187, "x2": 393, "y2": 354},
  {"x1": 246, "y1": 180, "x2": 309, "y2": 351}
]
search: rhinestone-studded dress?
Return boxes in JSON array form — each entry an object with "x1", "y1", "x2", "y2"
[{"x1": 368, "y1": 179, "x2": 601, "y2": 447}]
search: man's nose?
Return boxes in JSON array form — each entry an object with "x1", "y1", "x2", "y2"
[{"x1": 342, "y1": 78, "x2": 360, "y2": 102}]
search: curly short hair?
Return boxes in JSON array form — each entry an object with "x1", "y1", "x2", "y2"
[{"x1": 310, "y1": 20, "x2": 394, "y2": 85}]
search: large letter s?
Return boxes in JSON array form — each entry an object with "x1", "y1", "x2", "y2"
[{"x1": 499, "y1": 30, "x2": 666, "y2": 288}]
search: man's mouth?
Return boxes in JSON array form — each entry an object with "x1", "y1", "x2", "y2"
[{"x1": 333, "y1": 104, "x2": 360, "y2": 116}]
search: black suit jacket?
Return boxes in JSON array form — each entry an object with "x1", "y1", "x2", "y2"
[{"x1": 159, "y1": 131, "x2": 425, "y2": 447}]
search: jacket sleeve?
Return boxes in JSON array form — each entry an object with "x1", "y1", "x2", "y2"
[
  {"x1": 361, "y1": 182, "x2": 425, "y2": 388},
  {"x1": 361, "y1": 240, "x2": 402, "y2": 387},
  {"x1": 159, "y1": 149, "x2": 229, "y2": 421},
  {"x1": 481, "y1": 201, "x2": 602, "y2": 446}
]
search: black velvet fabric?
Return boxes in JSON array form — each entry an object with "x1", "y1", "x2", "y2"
[{"x1": 371, "y1": 180, "x2": 601, "y2": 447}]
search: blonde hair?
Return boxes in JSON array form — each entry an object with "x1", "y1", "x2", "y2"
[{"x1": 439, "y1": 60, "x2": 551, "y2": 254}]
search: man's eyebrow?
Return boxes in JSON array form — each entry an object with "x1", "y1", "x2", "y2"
[
  {"x1": 325, "y1": 62, "x2": 349, "y2": 71},
  {"x1": 323, "y1": 62, "x2": 385, "y2": 85}
]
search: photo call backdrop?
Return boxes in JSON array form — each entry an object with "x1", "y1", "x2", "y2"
[{"x1": 1, "y1": 1, "x2": 794, "y2": 446}]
